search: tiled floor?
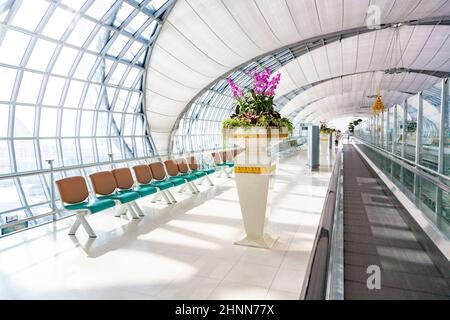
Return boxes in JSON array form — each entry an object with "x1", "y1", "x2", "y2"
[{"x1": 0, "y1": 145, "x2": 337, "y2": 300}]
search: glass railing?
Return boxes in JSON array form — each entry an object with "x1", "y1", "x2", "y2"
[
  {"x1": 301, "y1": 149, "x2": 343, "y2": 299},
  {"x1": 353, "y1": 138, "x2": 450, "y2": 239}
]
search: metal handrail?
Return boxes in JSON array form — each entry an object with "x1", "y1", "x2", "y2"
[
  {"x1": 0, "y1": 146, "x2": 241, "y2": 181},
  {"x1": 300, "y1": 149, "x2": 342, "y2": 300},
  {"x1": 353, "y1": 137, "x2": 450, "y2": 194},
  {"x1": 326, "y1": 150, "x2": 344, "y2": 299}
]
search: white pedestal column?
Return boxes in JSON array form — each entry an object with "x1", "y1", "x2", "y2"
[
  {"x1": 234, "y1": 165, "x2": 278, "y2": 248},
  {"x1": 226, "y1": 127, "x2": 287, "y2": 249}
]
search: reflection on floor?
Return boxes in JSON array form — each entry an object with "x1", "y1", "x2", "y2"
[{"x1": 0, "y1": 146, "x2": 337, "y2": 300}]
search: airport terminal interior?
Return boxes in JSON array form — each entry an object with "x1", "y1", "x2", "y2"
[{"x1": 0, "y1": 0, "x2": 449, "y2": 301}]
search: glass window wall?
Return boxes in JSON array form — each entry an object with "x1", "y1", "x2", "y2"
[{"x1": 0, "y1": 0, "x2": 175, "y2": 235}]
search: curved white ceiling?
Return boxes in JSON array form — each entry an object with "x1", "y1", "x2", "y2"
[
  {"x1": 275, "y1": 25, "x2": 450, "y2": 113},
  {"x1": 293, "y1": 90, "x2": 411, "y2": 123},
  {"x1": 280, "y1": 71, "x2": 442, "y2": 117},
  {"x1": 146, "y1": 0, "x2": 450, "y2": 152}
]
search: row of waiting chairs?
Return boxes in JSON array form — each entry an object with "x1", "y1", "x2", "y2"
[
  {"x1": 56, "y1": 152, "x2": 238, "y2": 238},
  {"x1": 211, "y1": 149, "x2": 238, "y2": 178}
]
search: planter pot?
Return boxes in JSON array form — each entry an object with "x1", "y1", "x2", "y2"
[{"x1": 224, "y1": 127, "x2": 288, "y2": 249}]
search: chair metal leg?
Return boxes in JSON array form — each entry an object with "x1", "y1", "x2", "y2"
[
  {"x1": 161, "y1": 190, "x2": 172, "y2": 204},
  {"x1": 114, "y1": 203, "x2": 127, "y2": 217},
  {"x1": 132, "y1": 202, "x2": 145, "y2": 217},
  {"x1": 68, "y1": 215, "x2": 81, "y2": 236},
  {"x1": 71, "y1": 212, "x2": 96, "y2": 238},
  {"x1": 126, "y1": 203, "x2": 140, "y2": 219},
  {"x1": 165, "y1": 189, "x2": 176, "y2": 203},
  {"x1": 191, "y1": 182, "x2": 200, "y2": 193},
  {"x1": 186, "y1": 182, "x2": 197, "y2": 193},
  {"x1": 205, "y1": 175, "x2": 214, "y2": 186}
]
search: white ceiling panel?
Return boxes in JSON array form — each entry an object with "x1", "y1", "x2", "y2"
[
  {"x1": 256, "y1": 0, "x2": 302, "y2": 44},
  {"x1": 188, "y1": 0, "x2": 262, "y2": 58},
  {"x1": 167, "y1": 0, "x2": 244, "y2": 66}
]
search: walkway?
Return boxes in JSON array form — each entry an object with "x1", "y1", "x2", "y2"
[{"x1": 343, "y1": 144, "x2": 450, "y2": 299}]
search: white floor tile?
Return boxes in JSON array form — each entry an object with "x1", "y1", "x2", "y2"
[
  {"x1": 157, "y1": 276, "x2": 220, "y2": 300},
  {"x1": 270, "y1": 267, "x2": 306, "y2": 293},
  {"x1": 188, "y1": 256, "x2": 236, "y2": 280},
  {"x1": 208, "y1": 281, "x2": 268, "y2": 300},
  {"x1": 266, "y1": 289, "x2": 299, "y2": 300},
  {"x1": 224, "y1": 261, "x2": 279, "y2": 288},
  {"x1": 238, "y1": 247, "x2": 286, "y2": 267}
]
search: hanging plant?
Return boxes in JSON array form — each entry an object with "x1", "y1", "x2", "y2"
[{"x1": 372, "y1": 93, "x2": 385, "y2": 115}]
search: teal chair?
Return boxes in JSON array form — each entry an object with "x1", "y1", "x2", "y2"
[
  {"x1": 89, "y1": 171, "x2": 141, "y2": 219},
  {"x1": 132, "y1": 164, "x2": 175, "y2": 204},
  {"x1": 111, "y1": 167, "x2": 158, "y2": 216},
  {"x1": 164, "y1": 159, "x2": 199, "y2": 194},
  {"x1": 55, "y1": 176, "x2": 116, "y2": 238},
  {"x1": 149, "y1": 162, "x2": 182, "y2": 203},
  {"x1": 212, "y1": 151, "x2": 233, "y2": 178},
  {"x1": 184, "y1": 156, "x2": 214, "y2": 186}
]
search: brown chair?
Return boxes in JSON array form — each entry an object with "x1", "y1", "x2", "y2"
[
  {"x1": 133, "y1": 164, "x2": 153, "y2": 185},
  {"x1": 149, "y1": 162, "x2": 168, "y2": 181},
  {"x1": 163, "y1": 160, "x2": 181, "y2": 178},
  {"x1": 176, "y1": 158, "x2": 191, "y2": 175},
  {"x1": 133, "y1": 164, "x2": 174, "y2": 204},
  {"x1": 189, "y1": 156, "x2": 216, "y2": 174},
  {"x1": 211, "y1": 151, "x2": 233, "y2": 178},
  {"x1": 149, "y1": 161, "x2": 186, "y2": 201},
  {"x1": 111, "y1": 167, "x2": 158, "y2": 216},
  {"x1": 163, "y1": 160, "x2": 198, "y2": 193},
  {"x1": 222, "y1": 150, "x2": 236, "y2": 165},
  {"x1": 56, "y1": 176, "x2": 115, "y2": 237},
  {"x1": 211, "y1": 152, "x2": 223, "y2": 165},
  {"x1": 179, "y1": 157, "x2": 214, "y2": 186},
  {"x1": 89, "y1": 171, "x2": 141, "y2": 219}
]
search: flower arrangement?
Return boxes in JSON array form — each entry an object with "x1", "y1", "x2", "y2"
[
  {"x1": 348, "y1": 119, "x2": 363, "y2": 133},
  {"x1": 222, "y1": 68, "x2": 293, "y2": 133},
  {"x1": 319, "y1": 121, "x2": 336, "y2": 134},
  {"x1": 406, "y1": 121, "x2": 417, "y2": 133}
]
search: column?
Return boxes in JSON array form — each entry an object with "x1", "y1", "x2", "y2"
[
  {"x1": 414, "y1": 92, "x2": 423, "y2": 200},
  {"x1": 436, "y1": 78, "x2": 448, "y2": 218},
  {"x1": 308, "y1": 125, "x2": 320, "y2": 169}
]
